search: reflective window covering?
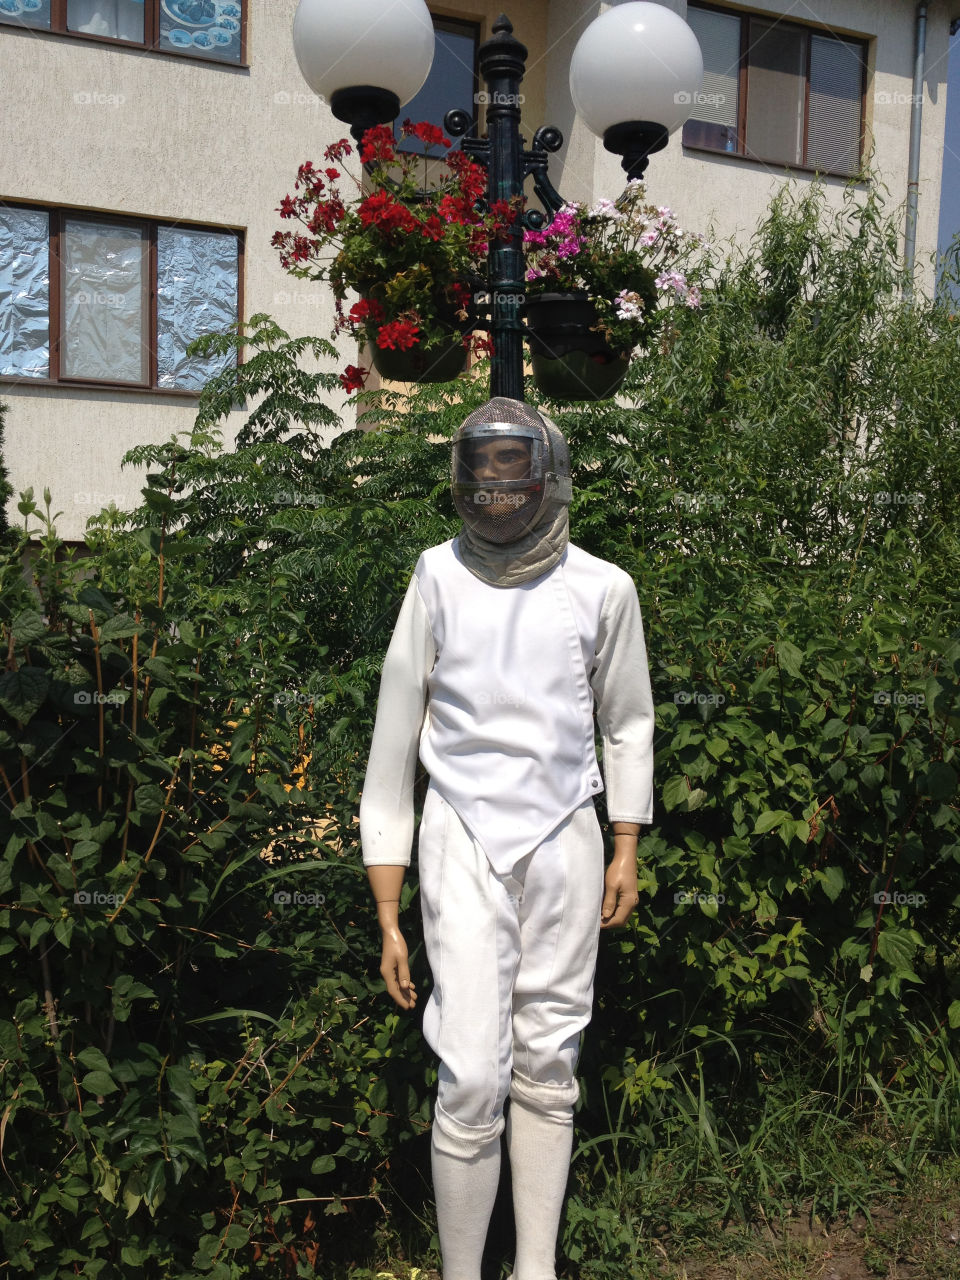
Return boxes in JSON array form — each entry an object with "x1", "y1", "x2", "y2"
[
  {"x1": 156, "y1": 226, "x2": 238, "y2": 389},
  {"x1": 66, "y1": 0, "x2": 144, "y2": 41},
  {"x1": 0, "y1": 0, "x2": 51, "y2": 29},
  {"x1": 0, "y1": 207, "x2": 50, "y2": 379},
  {"x1": 158, "y1": 0, "x2": 243, "y2": 63},
  {"x1": 61, "y1": 219, "x2": 148, "y2": 383}
]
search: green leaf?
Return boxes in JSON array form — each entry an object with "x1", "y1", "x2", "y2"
[
  {"x1": 753, "y1": 810, "x2": 790, "y2": 835},
  {"x1": 775, "y1": 639, "x2": 803, "y2": 677},
  {"x1": 0, "y1": 668, "x2": 50, "y2": 724},
  {"x1": 81, "y1": 1070, "x2": 118, "y2": 1095},
  {"x1": 10, "y1": 609, "x2": 48, "y2": 646}
]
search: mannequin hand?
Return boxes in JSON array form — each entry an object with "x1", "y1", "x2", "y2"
[
  {"x1": 600, "y1": 853, "x2": 641, "y2": 929},
  {"x1": 379, "y1": 928, "x2": 418, "y2": 1010}
]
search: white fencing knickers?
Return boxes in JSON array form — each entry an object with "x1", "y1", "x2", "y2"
[{"x1": 418, "y1": 782, "x2": 606, "y2": 1155}]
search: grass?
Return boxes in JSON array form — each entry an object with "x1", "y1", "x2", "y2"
[{"x1": 338, "y1": 1019, "x2": 960, "y2": 1280}]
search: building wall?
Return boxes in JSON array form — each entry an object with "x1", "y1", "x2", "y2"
[
  {"x1": 0, "y1": 0, "x2": 954, "y2": 541},
  {"x1": 546, "y1": 0, "x2": 953, "y2": 302}
]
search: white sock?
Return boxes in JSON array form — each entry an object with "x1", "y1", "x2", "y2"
[
  {"x1": 505, "y1": 1095, "x2": 574, "y2": 1280},
  {"x1": 431, "y1": 1126, "x2": 501, "y2": 1280}
]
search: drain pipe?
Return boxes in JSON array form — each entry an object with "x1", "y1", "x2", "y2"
[{"x1": 903, "y1": 2, "x2": 927, "y2": 300}]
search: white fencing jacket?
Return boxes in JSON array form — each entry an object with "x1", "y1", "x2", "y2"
[{"x1": 359, "y1": 537, "x2": 655, "y2": 875}]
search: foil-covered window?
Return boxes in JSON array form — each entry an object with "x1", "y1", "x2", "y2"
[
  {"x1": 157, "y1": 226, "x2": 238, "y2": 390},
  {"x1": 62, "y1": 218, "x2": 148, "y2": 383},
  {"x1": 0, "y1": 0, "x2": 51, "y2": 30},
  {"x1": 158, "y1": 0, "x2": 243, "y2": 63},
  {"x1": 0, "y1": 207, "x2": 50, "y2": 379}
]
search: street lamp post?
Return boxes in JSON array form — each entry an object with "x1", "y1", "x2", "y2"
[{"x1": 292, "y1": 1, "x2": 703, "y2": 399}]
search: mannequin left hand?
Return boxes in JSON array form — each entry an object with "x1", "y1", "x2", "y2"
[{"x1": 600, "y1": 851, "x2": 641, "y2": 929}]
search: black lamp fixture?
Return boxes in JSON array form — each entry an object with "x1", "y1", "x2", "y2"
[{"x1": 291, "y1": 0, "x2": 703, "y2": 398}]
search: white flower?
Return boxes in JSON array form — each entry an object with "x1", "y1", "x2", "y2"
[
  {"x1": 589, "y1": 197, "x2": 620, "y2": 219},
  {"x1": 615, "y1": 289, "x2": 645, "y2": 320}
]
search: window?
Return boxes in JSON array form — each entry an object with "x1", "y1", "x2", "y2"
[
  {"x1": 0, "y1": 0, "x2": 246, "y2": 64},
  {"x1": 0, "y1": 204, "x2": 242, "y2": 392},
  {"x1": 684, "y1": 4, "x2": 867, "y2": 176},
  {"x1": 398, "y1": 16, "x2": 479, "y2": 154}
]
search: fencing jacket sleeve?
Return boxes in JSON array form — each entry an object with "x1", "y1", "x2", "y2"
[
  {"x1": 589, "y1": 570, "x2": 655, "y2": 825},
  {"x1": 357, "y1": 574, "x2": 435, "y2": 867}
]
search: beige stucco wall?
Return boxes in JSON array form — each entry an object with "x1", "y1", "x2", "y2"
[{"x1": 0, "y1": 0, "x2": 954, "y2": 541}]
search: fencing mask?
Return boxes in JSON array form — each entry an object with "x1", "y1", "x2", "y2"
[{"x1": 450, "y1": 397, "x2": 572, "y2": 587}]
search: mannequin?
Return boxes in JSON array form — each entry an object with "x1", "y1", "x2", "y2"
[{"x1": 359, "y1": 398, "x2": 655, "y2": 1280}]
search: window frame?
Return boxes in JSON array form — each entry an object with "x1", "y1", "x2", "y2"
[
  {"x1": 683, "y1": 2, "x2": 869, "y2": 180},
  {"x1": 0, "y1": 0, "x2": 249, "y2": 69},
  {"x1": 395, "y1": 12, "x2": 481, "y2": 154},
  {"x1": 0, "y1": 200, "x2": 245, "y2": 397}
]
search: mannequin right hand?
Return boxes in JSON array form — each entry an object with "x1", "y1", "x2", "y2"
[{"x1": 379, "y1": 928, "x2": 418, "y2": 1011}]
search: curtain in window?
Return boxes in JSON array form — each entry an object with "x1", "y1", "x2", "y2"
[
  {"x1": 807, "y1": 36, "x2": 863, "y2": 174},
  {"x1": 0, "y1": 207, "x2": 50, "y2": 379},
  {"x1": 66, "y1": 0, "x2": 143, "y2": 41},
  {"x1": 686, "y1": 6, "x2": 739, "y2": 128},
  {"x1": 61, "y1": 219, "x2": 147, "y2": 382},
  {"x1": 745, "y1": 18, "x2": 806, "y2": 166},
  {"x1": 156, "y1": 226, "x2": 238, "y2": 390}
]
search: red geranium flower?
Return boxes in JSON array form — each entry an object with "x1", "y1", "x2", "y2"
[
  {"x1": 401, "y1": 118, "x2": 451, "y2": 149},
  {"x1": 358, "y1": 191, "x2": 419, "y2": 235},
  {"x1": 376, "y1": 319, "x2": 421, "y2": 350},
  {"x1": 359, "y1": 125, "x2": 397, "y2": 166},
  {"x1": 348, "y1": 297, "x2": 385, "y2": 327},
  {"x1": 340, "y1": 364, "x2": 368, "y2": 393}
]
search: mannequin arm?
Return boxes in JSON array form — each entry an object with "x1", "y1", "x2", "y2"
[
  {"x1": 601, "y1": 820, "x2": 642, "y2": 928},
  {"x1": 367, "y1": 863, "x2": 417, "y2": 1011}
]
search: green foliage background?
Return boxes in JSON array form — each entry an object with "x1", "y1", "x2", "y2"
[{"x1": 1, "y1": 181, "x2": 958, "y2": 1278}]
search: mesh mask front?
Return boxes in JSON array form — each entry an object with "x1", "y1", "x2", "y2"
[{"x1": 451, "y1": 399, "x2": 570, "y2": 545}]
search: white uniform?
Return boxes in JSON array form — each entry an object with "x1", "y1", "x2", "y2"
[{"x1": 360, "y1": 535, "x2": 655, "y2": 1154}]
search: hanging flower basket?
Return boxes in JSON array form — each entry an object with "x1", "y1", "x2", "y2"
[
  {"x1": 369, "y1": 333, "x2": 469, "y2": 383},
  {"x1": 525, "y1": 291, "x2": 631, "y2": 401}
]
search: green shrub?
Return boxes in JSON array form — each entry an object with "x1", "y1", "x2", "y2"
[{"x1": 1, "y1": 178, "x2": 958, "y2": 1278}]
